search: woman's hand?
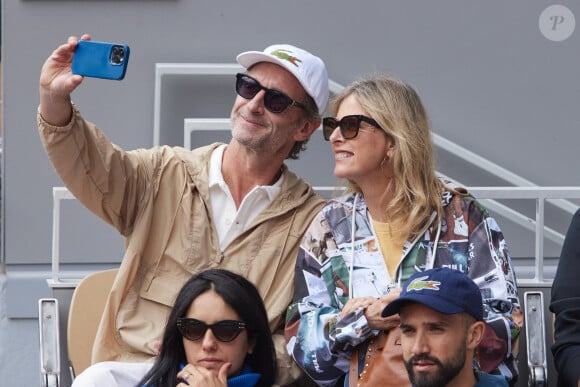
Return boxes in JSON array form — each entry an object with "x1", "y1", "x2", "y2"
[
  {"x1": 177, "y1": 363, "x2": 230, "y2": 387},
  {"x1": 339, "y1": 296, "x2": 377, "y2": 318},
  {"x1": 364, "y1": 288, "x2": 402, "y2": 330}
]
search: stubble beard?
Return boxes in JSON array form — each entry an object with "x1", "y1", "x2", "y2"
[
  {"x1": 230, "y1": 111, "x2": 270, "y2": 152},
  {"x1": 231, "y1": 110, "x2": 299, "y2": 157}
]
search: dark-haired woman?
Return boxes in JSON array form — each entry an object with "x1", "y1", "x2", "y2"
[{"x1": 139, "y1": 268, "x2": 276, "y2": 387}]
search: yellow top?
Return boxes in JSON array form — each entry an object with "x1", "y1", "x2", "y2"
[{"x1": 372, "y1": 219, "x2": 406, "y2": 278}]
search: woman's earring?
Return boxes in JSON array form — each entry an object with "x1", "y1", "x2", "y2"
[{"x1": 381, "y1": 155, "x2": 389, "y2": 167}]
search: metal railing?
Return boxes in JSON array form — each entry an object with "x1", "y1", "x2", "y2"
[
  {"x1": 49, "y1": 185, "x2": 580, "y2": 288},
  {"x1": 466, "y1": 186, "x2": 579, "y2": 285}
]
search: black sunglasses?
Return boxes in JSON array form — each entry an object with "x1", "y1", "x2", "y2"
[
  {"x1": 177, "y1": 318, "x2": 247, "y2": 342},
  {"x1": 235, "y1": 73, "x2": 306, "y2": 114},
  {"x1": 322, "y1": 114, "x2": 383, "y2": 141}
]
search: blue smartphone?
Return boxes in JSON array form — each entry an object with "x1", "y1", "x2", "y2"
[{"x1": 72, "y1": 40, "x2": 130, "y2": 80}]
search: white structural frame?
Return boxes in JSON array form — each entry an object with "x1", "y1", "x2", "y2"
[{"x1": 49, "y1": 182, "x2": 580, "y2": 288}]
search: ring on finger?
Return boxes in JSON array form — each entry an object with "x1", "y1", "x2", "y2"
[{"x1": 183, "y1": 372, "x2": 190, "y2": 379}]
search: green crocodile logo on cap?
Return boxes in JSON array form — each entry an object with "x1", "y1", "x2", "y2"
[
  {"x1": 406, "y1": 276, "x2": 441, "y2": 292},
  {"x1": 270, "y1": 49, "x2": 302, "y2": 67}
]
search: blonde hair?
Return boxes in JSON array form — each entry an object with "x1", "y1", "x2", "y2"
[{"x1": 331, "y1": 74, "x2": 443, "y2": 238}]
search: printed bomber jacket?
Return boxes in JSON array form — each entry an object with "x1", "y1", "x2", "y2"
[{"x1": 285, "y1": 186, "x2": 523, "y2": 386}]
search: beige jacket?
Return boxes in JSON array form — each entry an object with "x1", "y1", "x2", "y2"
[{"x1": 38, "y1": 105, "x2": 324, "y2": 384}]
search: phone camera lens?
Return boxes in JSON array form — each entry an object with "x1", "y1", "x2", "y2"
[{"x1": 110, "y1": 46, "x2": 125, "y2": 65}]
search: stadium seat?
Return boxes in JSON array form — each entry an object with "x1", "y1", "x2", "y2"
[{"x1": 39, "y1": 268, "x2": 118, "y2": 386}]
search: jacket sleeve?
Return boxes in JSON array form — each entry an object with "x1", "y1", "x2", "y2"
[
  {"x1": 38, "y1": 104, "x2": 159, "y2": 236},
  {"x1": 550, "y1": 209, "x2": 580, "y2": 387},
  {"x1": 284, "y1": 211, "x2": 373, "y2": 386},
  {"x1": 464, "y1": 198, "x2": 523, "y2": 384}
]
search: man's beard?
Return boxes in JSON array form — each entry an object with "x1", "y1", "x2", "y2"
[{"x1": 404, "y1": 343, "x2": 466, "y2": 387}]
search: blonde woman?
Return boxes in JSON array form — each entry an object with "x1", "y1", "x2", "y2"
[{"x1": 285, "y1": 74, "x2": 523, "y2": 386}]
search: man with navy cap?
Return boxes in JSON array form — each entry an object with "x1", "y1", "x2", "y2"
[
  {"x1": 382, "y1": 268, "x2": 508, "y2": 387},
  {"x1": 38, "y1": 37, "x2": 328, "y2": 386}
]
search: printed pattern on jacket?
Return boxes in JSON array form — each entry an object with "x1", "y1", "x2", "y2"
[{"x1": 285, "y1": 189, "x2": 522, "y2": 386}]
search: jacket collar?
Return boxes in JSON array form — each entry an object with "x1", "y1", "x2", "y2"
[{"x1": 177, "y1": 142, "x2": 321, "y2": 219}]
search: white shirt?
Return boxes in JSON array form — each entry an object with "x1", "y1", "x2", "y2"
[{"x1": 208, "y1": 144, "x2": 284, "y2": 250}]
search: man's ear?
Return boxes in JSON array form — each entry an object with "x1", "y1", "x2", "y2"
[
  {"x1": 467, "y1": 321, "x2": 486, "y2": 350},
  {"x1": 294, "y1": 118, "x2": 321, "y2": 142}
]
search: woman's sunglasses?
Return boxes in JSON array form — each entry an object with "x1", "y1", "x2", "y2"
[
  {"x1": 177, "y1": 318, "x2": 246, "y2": 342},
  {"x1": 235, "y1": 73, "x2": 306, "y2": 114},
  {"x1": 322, "y1": 114, "x2": 383, "y2": 141}
]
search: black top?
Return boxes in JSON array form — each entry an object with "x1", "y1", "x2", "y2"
[{"x1": 550, "y1": 208, "x2": 580, "y2": 386}]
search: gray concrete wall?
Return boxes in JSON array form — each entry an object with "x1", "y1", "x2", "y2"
[
  {"x1": 3, "y1": 1, "x2": 580, "y2": 267},
  {"x1": 1, "y1": 1, "x2": 578, "y2": 385}
]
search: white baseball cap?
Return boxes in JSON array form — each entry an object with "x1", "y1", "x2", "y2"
[{"x1": 236, "y1": 44, "x2": 329, "y2": 114}]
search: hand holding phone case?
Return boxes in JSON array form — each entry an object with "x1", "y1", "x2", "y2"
[{"x1": 72, "y1": 40, "x2": 130, "y2": 80}]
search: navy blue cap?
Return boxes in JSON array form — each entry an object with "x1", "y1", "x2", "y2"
[{"x1": 381, "y1": 267, "x2": 484, "y2": 321}]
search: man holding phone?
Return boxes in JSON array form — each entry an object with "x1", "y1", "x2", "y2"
[{"x1": 38, "y1": 35, "x2": 328, "y2": 386}]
